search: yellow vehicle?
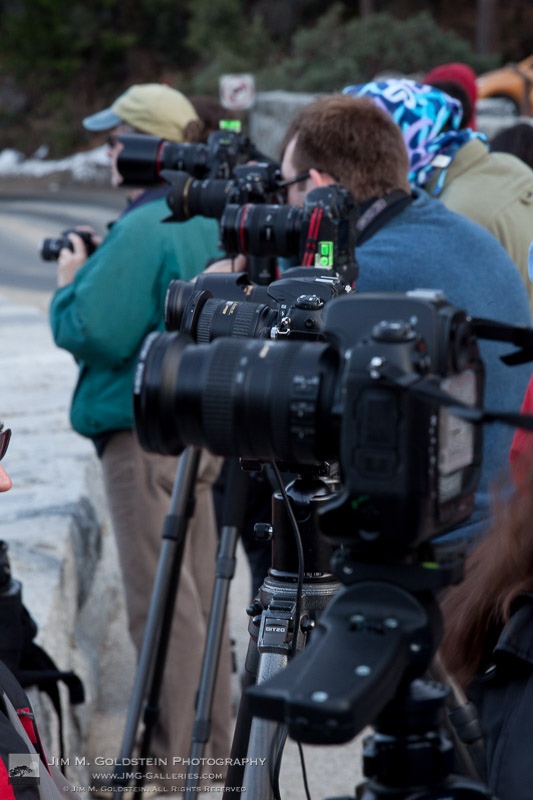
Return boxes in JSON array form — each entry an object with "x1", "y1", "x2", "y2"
[{"x1": 476, "y1": 55, "x2": 533, "y2": 116}]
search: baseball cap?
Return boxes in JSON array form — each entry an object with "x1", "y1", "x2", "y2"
[{"x1": 82, "y1": 83, "x2": 200, "y2": 142}]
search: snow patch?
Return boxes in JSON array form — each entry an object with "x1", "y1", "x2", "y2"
[{"x1": 0, "y1": 145, "x2": 110, "y2": 181}]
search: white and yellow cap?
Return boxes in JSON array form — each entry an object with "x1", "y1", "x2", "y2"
[{"x1": 82, "y1": 83, "x2": 200, "y2": 142}]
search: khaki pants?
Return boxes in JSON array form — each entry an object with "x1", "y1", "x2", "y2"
[{"x1": 101, "y1": 432, "x2": 232, "y2": 784}]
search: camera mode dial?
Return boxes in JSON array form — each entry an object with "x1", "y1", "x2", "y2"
[
  {"x1": 372, "y1": 320, "x2": 416, "y2": 343},
  {"x1": 295, "y1": 294, "x2": 325, "y2": 311}
]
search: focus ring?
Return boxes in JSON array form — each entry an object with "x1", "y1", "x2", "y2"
[
  {"x1": 202, "y1": 340, "x2": 246, "y2": 455},
  {"x1": 231, "y1": 303, "x2": 261, "y2": 338},
  {"x1": 196, "y1": 299, "x2": 220, "y2": 343}
]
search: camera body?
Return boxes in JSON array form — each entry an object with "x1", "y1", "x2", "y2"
[
  {"x1": 165, "y1": 267, "x2": 351, "y2": 342},
  {"x1": 317, "y1": 289, "x2": 482, "y2": 554},
  {"x1": 134, "y1": 289, "x2": 483, "y2": 553},
  {"x1": 39, "y1": 229, "x2": 96, "y2": 261}
]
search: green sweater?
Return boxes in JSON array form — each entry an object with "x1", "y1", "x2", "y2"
[
  {"x1": 425, "y1": 139, "x2": 533, "y2": 311},
  {"x1": 50, "y1": 196, "x2": 222, "y2": 438}
]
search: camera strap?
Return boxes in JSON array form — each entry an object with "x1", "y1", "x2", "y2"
[
  {"x1": 371, "y1": 359, "x2": 533, "y2": 432},
  {"x1": 302, "y1": 207, "x2": 325, "y2": 266},
  {"x1": 471, "y1": 317, "x2": 533, "y2": 365},
  {"x1": 355, "y1": 190, "x2": 414, "y2": 246}
]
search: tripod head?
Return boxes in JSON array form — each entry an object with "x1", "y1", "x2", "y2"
[
  {"x1": 266, "y1": 467, "x2": 338, "y2": 580},
  {"x1": 246, "y1": 540, "x2": 494, "y2": 798},
  {"x1": 247, "y1": 547, "x2": 456, "y2": 744}
]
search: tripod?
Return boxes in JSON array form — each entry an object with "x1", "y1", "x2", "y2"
[
  {"x1": 245, "y1": 546, "x2": 494, "y2": 800},
  {"x1": 225, "y1": 472, "x2": 340, "y2": 798},
  {"x1": 184, "y1": 458, "x2": 251, "y2": 791},
  {"x1": 112, "y1": 446, "x2": 202, "y2": 797},
  {"x1": 113, "y1": 448, "x2": 253, "y2": 797}
]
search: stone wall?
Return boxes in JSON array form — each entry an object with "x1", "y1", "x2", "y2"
[{"x1": 0, "y1": 293, "x2": 127, "y2": 782}]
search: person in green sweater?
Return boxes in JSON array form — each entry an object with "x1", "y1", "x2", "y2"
[{"x1": 49, "y1": 84, "x2": 232, "y2": 791}]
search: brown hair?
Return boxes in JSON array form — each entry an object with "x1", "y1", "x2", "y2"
[
  {"x1": 440, "y1": 476, "x2": 533, "y2": 686},
  {"x1": 188, "y1": 95, "x2": 244, "y2": 143},
  {"x1": 281, "y1": 94, "x2": 410, "y2": 204}
]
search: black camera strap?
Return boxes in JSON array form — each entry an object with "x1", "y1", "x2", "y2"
[
  {"x1": 355, "y1": 189, "x2": 414, "y2": 246},
  {"x1": 300, "y1": 189, "x2": 412, "y2": 269},
  {"x1": 373, "y1": 359, "x2": 533, "y2": 432},
  {"x1": 414, "y1": 382, "x2": 533, "y2": 432},
  {"x1": 471, "y1": 317, "x2": 533, "y2": 365}
]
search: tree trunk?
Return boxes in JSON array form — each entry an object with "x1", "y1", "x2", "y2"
[
  {"x1": 476, "y1": 0, "x2": 498, "y2": 54},
  {"x1": 360, "y1": 0, "x2": 375, "y2": 17}
]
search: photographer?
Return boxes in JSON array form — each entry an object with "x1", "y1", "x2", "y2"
[
  {"x1": 440, "y1": 478, "x2": 533, "y2": 800},
  {"x1": 280, "y1": 94, "x2": 532, "y2": 538},
  {"x1": 0, "y1": 425, "x2": 76, "y2": 797},
  {"x1": 49, "y1": 84, "x2": 232, "y2": 783},
  {"x1": 344, "y1": 78, "x2": 533, "y2": 313}
]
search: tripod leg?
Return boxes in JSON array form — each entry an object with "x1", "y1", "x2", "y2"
[
  {"x1": 229, "y1": 576, "x2": 339, "y2": 799},
  {"x1": 112, "y1": 446, "x2": 201, "y2": 797},
  {"x1": 241, "y1": 651, "x2": 289, "y2": 800},
  {"x1": 185, "y1": 460, "x2": 251, "y2": 791},
  {"x1": 225, "y1": 622, "x2": 261, "y2": 791}
]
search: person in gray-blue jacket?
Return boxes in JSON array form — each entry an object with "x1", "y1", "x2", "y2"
[{"x1": 280, "y1": 94, "x2": 532, "y2": 541}]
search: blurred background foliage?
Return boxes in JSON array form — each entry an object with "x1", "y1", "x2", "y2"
[{"x1": 0, "y1": 0, "x2": 531, "y2": 156}]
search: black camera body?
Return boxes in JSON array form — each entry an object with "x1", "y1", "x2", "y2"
[
  {"x1": 116, "y1": 129, "x2": 265, "y2": 187},
  {"x1": 165, "y1": 267, "x2": 351, "y2": 342},
  {"x1": 134, "y1": 289, "x2": 483, "y2": 552},
  {"x1": 317, "y1": 289, "x2": 483, "y2": 554},
  {"x1": 39, "y1": 229, "x2": 96, "y2": 261}
]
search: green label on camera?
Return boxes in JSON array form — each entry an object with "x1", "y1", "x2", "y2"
[
  {"x1": 220, "y1": 120, "x2": 242, "y2": 132},
  {"x1": 350, "y1": 495, "x2": 370, "y2": 510},
  {"x1": 315, "y1": 241, "x2": 334, "y2": 268}
]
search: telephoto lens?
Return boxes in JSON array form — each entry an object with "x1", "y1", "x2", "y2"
[
  {"x1": 165, "y1": 268, "x2": 350, "y2": 342},
  {"x1": 39, "y1": 229, "x2": 96, "y2": 261},
  {"x1": 116, "y1": 133, "x2": 210, "y2": 186},
  {"x1": 166, "y1": 288, "x2": 278, "y2": 342},
  {"x1": 133, "y1": 333, "x2": 341, "y2": 463},
  {"x1": 220, "y1": 203, "x2": 304, "y2": 257},
  {"x1": 164, "y1": 274, "x2": 271, "y2": 333},
  {"x1": 164, "y1": 172, "x2": 233, "y2": 222},
  {"x1": 164, "y1": 162, "x2": 284, "y2": 222}
]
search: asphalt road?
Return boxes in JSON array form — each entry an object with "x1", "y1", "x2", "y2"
[{"x1": 0, "y1": 182, "x2": 125, "y2": 309}]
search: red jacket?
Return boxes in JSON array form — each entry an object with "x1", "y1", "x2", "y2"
[{"x1": 510, "y1": 372, "x2": 533, "y2": 486}]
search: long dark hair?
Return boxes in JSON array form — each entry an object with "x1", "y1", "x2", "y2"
[{"x1": 440, "y1": 476, "x2": 533, "y2": 685}]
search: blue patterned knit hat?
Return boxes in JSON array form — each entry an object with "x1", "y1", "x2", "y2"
[{"x1": 342, "y1": 78, "x2": 487, "y2": 195}]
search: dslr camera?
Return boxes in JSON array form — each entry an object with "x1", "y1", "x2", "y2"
[
  {"x1": 39, "y1": 228, "x2": 96, "y2": 261},
  {"x1": 165, "y1": 267, "x2": 351, "y2": 342},
  {"x1": 134, "y1": 288, "x2": 483, "y2": 555},
  {"x1": 116, "y1": 124, "x2": 268, "y2": 187},
  {"x1": 169, "y1": 184, "x2": 360, "y2": 286},
  {"x1": 163, "y1": 162, "x2": 286, "y2": 222}
]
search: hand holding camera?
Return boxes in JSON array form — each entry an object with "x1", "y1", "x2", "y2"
[{"x1": 40, "y1": 226, "x2": 101, "y2": 288}]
